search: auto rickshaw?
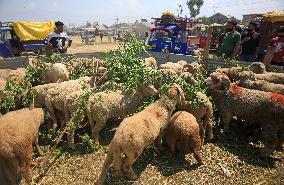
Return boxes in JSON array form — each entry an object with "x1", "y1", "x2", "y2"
[{"x1": 0, "y1": 21, "x2": 55, "y2": 58}]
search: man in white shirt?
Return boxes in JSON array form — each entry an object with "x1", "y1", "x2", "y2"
[{"x1": 45, "y1": 21, "x2": 72, "y2": 53}]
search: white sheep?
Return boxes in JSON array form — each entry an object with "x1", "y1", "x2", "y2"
[
  {"x1": 0, "y1": 68, "x2": 26, "y2": 84},
  {"x1": 160, "y1": 62, "x2": 183, "y2": 75},
  {"x1": 86, "y1": 85, "x2": 158, "y2": 143},
  {"x1": 0, "y1": 78, "x2": 6, "y2": 91},
  {"x1": 33, "y1": 76, "x2": 94, "y2": 130},
  {"x1": 44, "y1": 63, "x2": 70, "y2": 83},
  {"x1": 95, "y1": 84, "x2": 185, "y2": 184},
  {"x1": 144, "y1": 57, "x2": 157, "y2": 69},
  {"x1": 0, "y1": 108, "x2": 47, "y2": 185}
]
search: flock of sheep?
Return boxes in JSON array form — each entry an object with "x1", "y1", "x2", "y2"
[{"x1": 0, "y1": 56, "x2": 283, "y2": 185}]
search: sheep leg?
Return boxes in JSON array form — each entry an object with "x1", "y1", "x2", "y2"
[
  {"x1": 22, "y1": 166, "x2": 32, "y2": 184},
  {"x1": 198, "y1": 121, "x2": 205, "y2": 147},
  {"x1": 221, "y1": 111, "x2": 232, "y2": 133},
  {"x1": 205, "y1": 120, "x2": 213, "y2": 140},
  {"x1": 123, "y1": 151, "x2": 141, "y2": 180},
  {"x1": 86, "y1": 106, "x2": 96, "y2": 141},
  {"x1": 45, "y1": 98, "x2": 58, "y2": 132},
  {"x1": 276, "y1": 130, "x2": 284, "y2": 151},
  {"x1": 166, "y1": 134, "x2": 176, "y2": 159},
  {"x1": 189, "y1": 135, "x2": 203, "y2": 165},
  {"x1": 259, "y1": 126, "x2": 278, "y2": 158},
  {"x1": 65, "y1": 108, "x2": 76, "y2": 149},
  {"x1": 92, "y1": 120, "x2": 106, "y2": 144},
  {"x1": 113, "y1": 149, "x2": 123, "y2": 177},
  {"x1": 34, "y1": 136, "x2": 44, "y2": 156}
]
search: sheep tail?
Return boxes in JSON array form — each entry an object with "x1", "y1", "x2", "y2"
[{"x1": 95, "y1": 144, "x2": 114, "y2": 185}]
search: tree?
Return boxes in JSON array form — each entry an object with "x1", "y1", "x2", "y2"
[
  {"x1": 186, "y1": 0, "x2": 204, "y2": 19},
  {"x1": 198, "y1": 16, "x2": 210, "y2": 24}
]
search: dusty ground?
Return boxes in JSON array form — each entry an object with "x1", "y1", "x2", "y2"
[
  {"x1": 28, "y1": 118, "x2": 284, "y2": 185},
  {"x1": 67, "y1": 36, "x2": 119, "y2": 54}
]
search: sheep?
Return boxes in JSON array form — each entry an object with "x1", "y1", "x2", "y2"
[
  {"x1": 0, "y1": 68, "x2": 26, "y2": 84},
  {"x1": 166, "y1": 111, "x2": 203, "y2": 164},
  {"x1": 217, "y1": 67, "x2": 284, "y2": 85},
  {"x1": 86, "y1": 84, "x2": 158, "y2": 143},
  {"x1": 29, "y1": 58, "x2": 70, "y2": 83},
  {"x1": 206, "y1": 72, "x2": 284, "y2": 157},
  {"x1": 183, "y1": 62, "x2": 203, "y2": 75},
  {"x1": 160, "y1": 62, "x2": 183, "y2": 75},
  {"x1": 248, "y1": 62, "x2": 266, "y2": 74},
  {"x1": 0, "y1": 108, "x2": 47, "y2": 185},
  {"x1": 177, "y1": 92, "x2": 214, "y2": 145},
  {"x1": 144, "y1": 57, "x2": 157, "y2": 69},
  {"x1": 238, "y1": 79, "x2": 284, "y2": 95},
  {"x1": 0, "y1": 78, "x2": 6, "y2": 91},
  {"x1": 44, "y1": 63, "x2": 70, "y2": 83},
  {"x1": 95, "y1": 84, "x2": 185, "y2": 184},
  {"x1": 33, "y1": 76, "x2": 94, "y2": 130},
  {"x1": 177, "y1": 60, "x2": 188, "y2": 68},
  {"x1": 179, "y1": 72, "x2": 197, "y2": 85},
  {"x1": 215, "y1": 67, "x2": 243, "y2": 82}
]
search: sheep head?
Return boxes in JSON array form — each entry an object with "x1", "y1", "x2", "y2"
[
  {"x1": 167, "y1": 84, "x2": 186, "y2": 105},
  {"x1": 206, "y1": 72, "x2": 231, "y2": 92},
  {"x1": 248, "y1": 62, "x2": 266, "y2": 74},
  {"x1": 138, "y1": 84, "x2": 158, "y2": 97}
]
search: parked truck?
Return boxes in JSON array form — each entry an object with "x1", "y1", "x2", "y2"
[{"x1": 147, "y1": 12, "x2": 199, "y2": 55}]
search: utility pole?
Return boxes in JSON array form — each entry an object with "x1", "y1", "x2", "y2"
[{"x1": 114, "y1": 16, "x2": 119, "y2": 26}]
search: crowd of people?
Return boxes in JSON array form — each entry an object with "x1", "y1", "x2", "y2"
[{"x1": 217, "y1": 20, "x2": 284, "y2": 66}]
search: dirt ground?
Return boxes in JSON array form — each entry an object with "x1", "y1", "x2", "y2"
[
  {"x1": 29, "y1": 118, "x2": 284, "y2": 185},
  {"x1": 67, "y1": 36, "x2": 119, "y2": 54}
]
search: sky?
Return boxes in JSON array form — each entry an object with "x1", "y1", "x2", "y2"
[{"x1": 0, "y1": 0, "x2": 283, "y2": 26}]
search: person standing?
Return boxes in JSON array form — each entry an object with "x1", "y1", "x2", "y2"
[
  {"x1": 268, "y1": 26, "x2": 284, "y2": 66},
  {"x1": 218, "y1": 21, "x2": 241, "y2": 59},
  {"x1": 99, "y1": 31, "x2": 104, "y2": 43},
  {"x1": 44, "y1": 21, "x2": 72, "y2": 53},
  {"x1": 239, "y1": 22, "x2": 260, "y2": 62}
]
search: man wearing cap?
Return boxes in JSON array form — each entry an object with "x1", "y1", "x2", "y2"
[
  {"x1": 45, "y1": 21, "x2": 72, "y2": 53},
  {"x1": 239, "y1": 22, "x2": 260, "y2": 62},
  {"x1": 218, "y1": 21, "x2": 241, "y2": 59}
]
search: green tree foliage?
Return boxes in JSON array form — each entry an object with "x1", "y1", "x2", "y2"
[{"x1": 186, "y1": 0, "x2": 204, "y2": 18}]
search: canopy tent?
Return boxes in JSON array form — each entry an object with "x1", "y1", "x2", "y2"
[{"x1": 11, "y1": 21, "x2": 55, "y2": 41}]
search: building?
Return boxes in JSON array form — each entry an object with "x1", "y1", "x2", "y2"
[
  {"x1": 242, "y1": 14, "x2": 263, "y2": 25},
  {"x1": 209, "y1": 13, "x2": 228, "y2": 24},
  {"x1": 132, "y1": 19, "x2": 154, "y2": 40}
]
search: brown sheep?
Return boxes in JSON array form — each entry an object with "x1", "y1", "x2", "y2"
[
  {"x1": 177, "y1": 92, "x2": 214, "y2": 145},
  {"x1": 206, "y1": 72, "x2": 284, "y2": 157},
  {"x1": 0, "y1": 108, "x2": 47, "y2": 185},
  {"x1": 238, "y1": 79, "x2": 284, "y2": 95},
  {"x1": 95, "y1": 84, "x2": 185, "y2": 184},
  {"x1": 166, "y1": 111, "x2": 203, "y2": 164},
  {"x1": 0, "y1": 68, "x2": 26, "y2": 84}
]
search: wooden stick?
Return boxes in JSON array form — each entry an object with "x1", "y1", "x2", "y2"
[{"x1": 202, "y1": 26, "x2": 213, "y2": 70}]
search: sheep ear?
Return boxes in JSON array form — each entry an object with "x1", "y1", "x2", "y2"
[
  {"x1": 175, "y1": 85, "x2": 185, "y2": 103},
  {"x1": 221, "y1": 76, "x2": 231, "y2": 90}
]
